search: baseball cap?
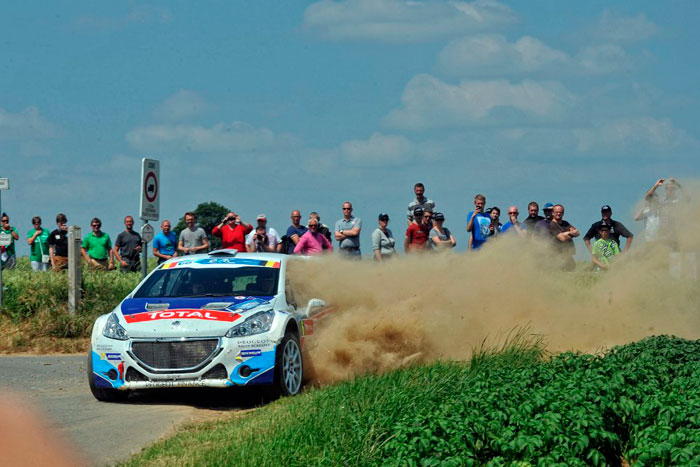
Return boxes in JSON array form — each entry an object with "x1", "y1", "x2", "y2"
[
  {"x1": 378, "y1": 212, "x2": 389, "y2": 221},
  {"x1": 413, "y1": 207, "x2": 424, "y2": 217},
  {"x1": 256, "y1": 214, "x2": 267, "y2": 221},
  {"x1": 601, "y1": 205, "x2": 612, "y2": 212},
  {"x1": 543, "y1": 203, "x2": 554, "y2": 210},
  {"x1": 433, "y1": 212, "x2": 445, "y2": 221}
]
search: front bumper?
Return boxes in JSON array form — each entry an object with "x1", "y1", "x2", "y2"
[{"x1": 91, "y1": 334, "x2": 277, "y2": 390}]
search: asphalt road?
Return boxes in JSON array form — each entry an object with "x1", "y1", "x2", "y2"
[{"x1": 0, "y1": 355, "x2": 264, "y2": 466}]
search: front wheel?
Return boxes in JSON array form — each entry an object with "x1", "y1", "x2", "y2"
[
  {"x1": 87, "y1": 351, "x2": 129, "y2": 402},
  {"x1": 273, "y1": 332, "x2": 303, "y2": 397}
]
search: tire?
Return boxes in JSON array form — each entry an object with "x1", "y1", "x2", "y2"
[
  {"x1": 273, "y1": 332, "x2": 304, "y2": 397},
  {"x1": 87, "y1": 350, "x2": 129, "y2": 402}
]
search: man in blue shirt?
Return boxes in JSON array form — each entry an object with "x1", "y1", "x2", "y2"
[
  {"x1": 466, "y1": 194, "x2": 491, "y2": 251},
  {"x1": 152, "y1": 219, "x2": 178, "y2": 264}
]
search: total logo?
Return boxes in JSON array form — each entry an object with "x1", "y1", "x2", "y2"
[{"x1": 124, "y1": 309, "x2": 241, "y2": 323}]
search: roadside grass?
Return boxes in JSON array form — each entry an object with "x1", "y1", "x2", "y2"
[
  {"x1": 123, "y1": 335, "x2": 700, "y2": 466},
  {"x1": 0, "y1": 258, "x2": 155, "y2": 352}
]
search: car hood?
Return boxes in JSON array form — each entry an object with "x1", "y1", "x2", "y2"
[{"x1": 119, "y1": 296, "x2": 275, "y2": 338}]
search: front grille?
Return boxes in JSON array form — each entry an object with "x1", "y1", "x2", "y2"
[
  {"x1": 202, "y1": 364, "x2": 228, "y2": 380},
  {"x1": 131, "y1": 339, "x2": 219, "y2": 371},
  {"x1": 126, "y1": 366, "x2": 149, "y2": 382}
]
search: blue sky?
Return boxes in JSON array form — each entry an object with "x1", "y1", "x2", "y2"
[{"x1": 2, "y1": 1, "x2": 698, "y2": 257}]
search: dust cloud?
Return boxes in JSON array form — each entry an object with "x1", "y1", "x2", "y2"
[{"x1": 292, "y1": 184, "x2": 700, "y2": 385}]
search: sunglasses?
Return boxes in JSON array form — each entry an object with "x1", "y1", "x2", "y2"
[
  {"x1": 342, "y1": 208, "x2": 352, "y2": 211},
  {"x1": 508, "y1": 212, "x2": 518, "y2": 215},
  {"x1": 91, "y1": 224, "x2": 100, "y2": 227}
]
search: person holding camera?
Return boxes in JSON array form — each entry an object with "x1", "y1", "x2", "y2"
[
  {"x1": 466, "y1": 194, "x2": 491, "y2": 251},
  {"x1": 212, "y1": 211, "x2": 252, "y2": 252},
  {"x1": 246, "y1": 214, "x2": 279, "y2": 252}
]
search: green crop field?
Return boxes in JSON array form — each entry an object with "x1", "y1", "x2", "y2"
[{"x1": 123, "y1": 335, "x2": 700, "y2": 466}]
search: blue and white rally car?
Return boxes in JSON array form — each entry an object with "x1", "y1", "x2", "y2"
[{"x1": 88, "y1": 250, "x2": 327, "y2": 402}]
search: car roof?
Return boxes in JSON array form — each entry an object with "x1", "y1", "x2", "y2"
[{"x1": 158, "y1": 251, "x2": 288, "y2": 269}]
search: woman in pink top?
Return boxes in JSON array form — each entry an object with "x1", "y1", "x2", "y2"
[{"x1": 294, "y1": 218, "x2": 333, "y2": 255}]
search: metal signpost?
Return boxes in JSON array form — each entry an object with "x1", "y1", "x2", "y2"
[
  {"x1": 139, "y1": 158, "x2": 160, "y2": 280},
  {"x1": 68, "y1": 226, "x2": 82, "y2": 314},
  {"x1": 0, "y1": 178, "x2": 9, "y2": 308}
]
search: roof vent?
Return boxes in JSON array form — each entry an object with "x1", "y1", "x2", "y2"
[{"x1": 208, "y1": 249, "x2": 238, "y2": 256}]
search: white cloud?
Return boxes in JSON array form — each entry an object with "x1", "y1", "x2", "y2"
[
  {"x1": 303, "y1": 0, "x2": 516, "y2": 43},
  {"x1": 573, "y1": 117, "x2": 692, "y2": 153},
  {"x1": 590, "y1": 9, "x2": 658, "y2": 43},
  {"x1": 438, "y1": 34, "x2": 568, "y2": 76},
  {"x1": 153, "y1": 90, "x2": 210, "y2": 122},
  {"x1": 74, "y1": 5, "x2": 172, "y2": 31},
  {"x1": 577, "y1": 44, "x2": 634, "y2": 74},
  {"x1": 339, "y1": 132, "x2": 415, "y2": 166},
  {"x1": 383, "y1": 74, "x2": 576, "y2": 129},
  {"x1": 0, "y1": 106, "x2": 58, "y2": 141},
  {"x1": 125, "y1": 121, "x2": 300, "y2": 153}
]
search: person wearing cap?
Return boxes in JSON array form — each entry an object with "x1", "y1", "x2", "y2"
[
  {"x1": 429, "y1": 212, "x2": 456, "y2": 249},
  {"x1": 407, "y1": 182, "x2": 436, "y2": 225},
  {"x1": 309, "y1": 212, "x2": 332, "y2": 242},
  {"x1": 522, "y1": 202, "x2": 544, "y2": 233},
  {"x1": 466, "y1": 194, "x2": 491, "y2": 251},
  {"x1": 501, "y1": 206, "x2": 526, "y2": 237},
  {"x1": 372, "y1": 213, "x2": 396, "y2": 261},
  {"x1": 405, "y1": 207, "x2": 432, "y2": 253},
  {"x1": 334, "y1": 202, "x2": 362, "y2": 258},
  {"x1": 584, "y1": 205, "x2": 633, "y2": 254},
  {"x1": 591, "y1": 222, "x2": 620, "y2": 270},
  {"x1": 294, "y1": 217, "x2": 333, "y2": 256},
  {"x1": 549, "y1": 204, "x2": 580, "y2": 271},
  {"x1": 534, "y1": 203, "x2": 555, "y2": 238},
  {"x1": 178, "y1": 211, "x2": 209, "y2": 256},
  {"x1": 245, "y1": 214, "x2": 279, "y2": 253}
]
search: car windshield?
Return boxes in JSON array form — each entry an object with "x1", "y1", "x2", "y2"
[{"x1": 133, "y1": 266, "x2": 279, "y2": 298}]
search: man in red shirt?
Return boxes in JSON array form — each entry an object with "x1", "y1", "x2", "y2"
[
  {"x1": 404, "y1": 207, "x2": 432, "y2": 253},
  {"x1": 212, "y1": 212, "x2": 252, "y2": 251}
]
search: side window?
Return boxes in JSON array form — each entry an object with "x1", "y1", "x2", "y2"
[{"x1": 285, "y1": 280, "x2": 297, "y2": 308}]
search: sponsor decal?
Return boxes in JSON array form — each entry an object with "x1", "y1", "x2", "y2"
[
  {"x1": 106, "y1": 353, "x2": 122, "y2": 361},
  {"x1": 231, "y1": 298, "x2": 268, "y2": 311},
  {"x1": 161, "y1": 260, "x2": 193, "y2": 269},
  {"x1": 95, "y1": 344, "x2": 115, "y2": 351},
  {"x1": 240, "y1": 349, "x2": 262, "y2": 358},
  {"x1": 194, "y1": 258, "x2": 280, "y2": 268},
  {"x1": 124, "y1": 309, "x2": 241, "y2": 323},
  {"x1": 237, "y1": 339, "x2": 272, "y2": 348}
]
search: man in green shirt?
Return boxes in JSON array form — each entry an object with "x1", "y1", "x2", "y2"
[
  {"x1": 1, "y1": 213, "x2": 19, "y2": 269},
  {"x1": 27, "y1": 216, "x2": 50, "y2": 272},
  {"x1": 81, "y1": 217, "x2": 114, "y2": 270},
  {"x1": 592, "y1": 222, "x2": 620, "y2": 271}
]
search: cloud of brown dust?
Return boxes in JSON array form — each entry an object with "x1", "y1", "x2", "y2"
[{"x1": 291, "y1": 184, "x2": 700, "y2": 384}]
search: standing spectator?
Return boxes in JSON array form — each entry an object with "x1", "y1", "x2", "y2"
[
  {"x1": 309, "y1": 212, "x2": 332, "y2": 242},
  {"x1": 212, "y1": 212, "x2": 252, "y2": 251},
  {"x1": 466, "y1": 194, "x2": 491, "y2": 251},
  {"x1": 634, "y1": 178, "x2": 682, "y2": 244},
  {"x1": 0, "y1": 213, "x2": 19, "y2": 269},
  {"x1": 246, "y1": 214, "x2": 279, "y2": 253},
  {"x1": 405, "y1": 207, "x2": 432, "y2": 253},
  {"x1": 372, "y1": 213, "x2": 396, "y2": 261},
  {"x1": 81, "y1": 217, "x2": 114, "y2": 270},
  {"x1": 501, "y1": 206, "x2": 526, "y2": 237},
  {"x1": 522, "y1": 202, "x2": 544, "y2": 232},
  {"x1": 334, "y1": 202, "x2": 362, "y2": 257},
  {"x1": 591, "y1": 222, "x2": 620, "y2": 271},
  {"x1": 487, "y1": 207, "x2": 502, "y2": 237},
  {"x1": 584, "y1": 205, "x2": 633, "y2": 254},
  {"x1": 407, "y1": 182, "x2": 436, "y2": 225},
  {"x1": 27, "y1": 216, "x2": 50, "y2": 272},
  {"x1": 282, "y1": 210, "x2": 308, "y2": 254},
  {"x1": 429, "y1": 212, "x2": 456, "y2": 250},
  {"x1": 294, "y1": 218, "x2": 333, "y2": 255},
  {"x1": 534, "y1": 203, "x2": 555, "y2": 237},
  {"x1": 152, "y1": 219, "x2": 178, "y2": 264},
  {"x1": 549, "y1": 204, "x2": 580, "y2": 271},
  {"x1": 178, "y1": 211, "x2": 209, "y2": 255},
  {"x1": 113, "y1": 215, "x2": 142, "y2": 273},
  {"x1": 48, "y1": 213, "x2": 68, "y2": 271}
]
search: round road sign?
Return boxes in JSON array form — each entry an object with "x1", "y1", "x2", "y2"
[
  {"x1": 144, "y1": 171, "x2": 158, "y2": 203},
  {"x1": 141, "y1": 224, "x2": 155, "y2": 243}
]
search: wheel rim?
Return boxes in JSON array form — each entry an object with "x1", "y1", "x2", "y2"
[{"x1": 282, "y1": 339, "x2": 302, "y2": 394}]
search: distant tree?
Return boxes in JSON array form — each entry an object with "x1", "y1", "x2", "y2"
[{"x1": 174, "y1": 201, "x2": 231, "y2": 251}]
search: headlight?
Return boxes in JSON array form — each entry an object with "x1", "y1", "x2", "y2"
[
  {"x1": 225, "y1": 310, "x2": 274, "y2": 338},
  {"x1": 102, "y1": 313, "x2": 129, "y2": 340}
]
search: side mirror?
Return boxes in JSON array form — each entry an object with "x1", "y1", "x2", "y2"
[{"x1": 304, "y1": 298, "x2": 326, "y2": 318}]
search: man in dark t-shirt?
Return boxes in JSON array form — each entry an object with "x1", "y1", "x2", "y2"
[
  {"x1": 549, "y1": 204, "x2": 580, "y2": 271},
  {"x1": 522, "y1": 201, "x2": 545, "y2": 233},
  {"x1": 114, "y1": 215, "x2": 142, "y2": 272},
  {"x1": 48, "y1": 213, "x2": 69, "y2": 271},
  {"x1": 584, "y1": 205, "x2": 633, "y2": 254}
]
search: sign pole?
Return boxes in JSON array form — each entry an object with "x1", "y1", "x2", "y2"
[
  {"x1": 139, "y1": 158, "x2": 159, "y2": 280},
  {"x1": 141, "y1": 221, "x2": 148, "y2": 280},
  {"x1": 68, "y1": 225, "x2": 82, "y2": 314}
]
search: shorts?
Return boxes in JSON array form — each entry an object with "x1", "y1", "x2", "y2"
[
  {"x1": 1, "y1": 255, "x2": 16, "y2": 270},
  {"x1": 120, "y1": 259, "x2": 141, "y2": 273},
  {"x1": 88, "y1": 257, "x2": 110, "y2": 271},
  {"x1": 339, "y1": 247, "x2": 361, "y2": 259},
  {"x1": 31, "y1": 261, "x2": 49, "y2": 272},
  {"x1": 53, "y1": 256, "x2": 68, "y2": 272}
]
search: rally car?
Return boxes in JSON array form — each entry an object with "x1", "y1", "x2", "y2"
[{"x1": 88, "y1": 250, "x2": 327, "y2": 402}]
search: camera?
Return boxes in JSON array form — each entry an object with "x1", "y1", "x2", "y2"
[{"x1": 256, "y1": 234, "x2": 264, "y2": 241}]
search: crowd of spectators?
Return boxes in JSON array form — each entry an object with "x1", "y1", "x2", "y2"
[{"x1": 1, "y1": 178, "x2": 688, "y2": 273}]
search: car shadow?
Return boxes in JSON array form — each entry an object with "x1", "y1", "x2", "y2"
[{"x1": 122, "y1": 386, "x2": 276, "y2": 410}]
